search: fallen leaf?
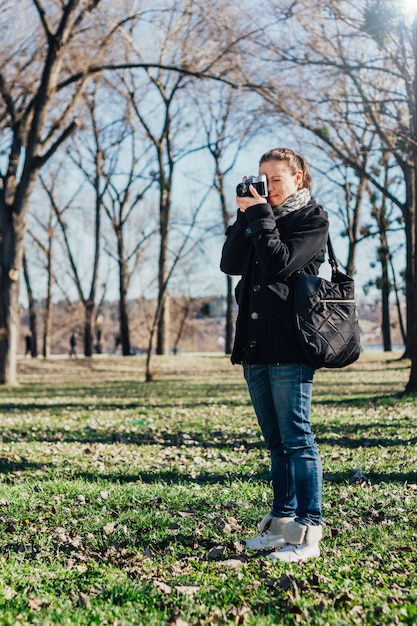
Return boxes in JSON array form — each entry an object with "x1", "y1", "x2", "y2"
[
  {"x1": 217, "y1": 558, "x2": 246, "y2": 568},
  {"x1": 231, "y1": 605, "x2": 250, "y2": 624},
  {"x1": 175, "y1": 585, "x2": 200, "y2": 596},
  {"x1": 77, "y1": 592, "x2": 91, "y2": 607},
  {"x1": 279, "y1": 574, "x2": 293, "y2": 591},
  {"x1": 170, "y1": 617, "x2": 189, "y2": 626},
  {"x1": 106, "y1": 542, "x2": 121, "y2": 555},
  {"x1": 233, "y1": 541, "x2": 246, "y2": 555},
  {"x1": 28, "y1": 596, "x2": 44, "y2": 611},
  {"x1": 154, "y1": 580, "x2": 172, "y2": 594},
  {"x1": 103, "y1": 522, "x2": 116, "y2": 535},
  {"x1": 3, "y1": 586, "x2": 17, "y2": 600},
  {"x1": 208, "y1": 546, "x2": 226, "y2": 560}
]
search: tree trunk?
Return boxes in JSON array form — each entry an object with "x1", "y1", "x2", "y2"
[
  {"x1": 0, "y1": 273, "x2": 20, "y2": 384},
  {"x1": 404, "y1": 161, "x2": 417, "y2": 392},
  {"x1": 22, "y1": 254, "x2": 38, "y2": 357},
  {"x1": 172, "y1": 299, "x2": 192, "y2": 354},
  {"x1": 346, "y1": 172, "x2": 367, "y2": 277},
  {"x1": 114, "y1": 227, "x2": 131, "y2": 356},
  {"x1": 389, "y1": 255, "x2": 407, "y2": 348},
  {"x1": 43, "y1": 232, "x2": 53, "y2": 358},
  {"x1": 380, "y1": 254, "x2": 392, "y2": 352},
  {"x1": 84, "y1": 303, "x2": 94, "y2": 357},
  {"x1": 405, "y1": 29, "x2": 417, "y2": 390},
  {"x1": 119, "y1": 266, "x2": 131, "y2": 357},
  {"x1": 0, "y1": 204, "x2": 28, "y2": 383},
  {"x1": 157, "y1": 293, "x2": 170, "y2": 355},
  {"x1": 156, "y1": 190, "x2": 170, "y2": 355}
]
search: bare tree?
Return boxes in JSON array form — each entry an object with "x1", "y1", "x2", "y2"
[
  {"x1": 95, "y1": 94, "x2": 157, "y2": 356},
  {"x1": 4, "y1": 0, "x2": 277, "y2": 380},
  {"x1": 26, "y1": 199, "x2": 56, "y2": 358},
  {"x1": 362, "y1": 154, "x2": 406, "y2": 351},
  {"x1": 192, "y1": 82, "x2": 267, "y2": 354},
  {"x1": 0, "y1": 0, "x2": 139, "y2": 381}
]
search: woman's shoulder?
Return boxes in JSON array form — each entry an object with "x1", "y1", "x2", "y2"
[
  {"x1": 286, "y1": 199, "x2": 328, "y2": 225},
  {"x1": 305, "y1": 198, "x2": 328, "y2": 217}
]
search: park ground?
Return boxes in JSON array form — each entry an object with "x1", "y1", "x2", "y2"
[{"x1": 0, "y1": 352, "x2": 416, "y2": 625}]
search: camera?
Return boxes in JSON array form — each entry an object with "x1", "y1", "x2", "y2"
[{"x1": 236, "y1": 174, "x2": 268, "y2": 198}]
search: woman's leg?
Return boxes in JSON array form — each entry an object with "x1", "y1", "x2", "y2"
[
  {"x1": 268, "y1": 363, "x2": 322, "y2": 526},
  {"x1": 244, "y1": 364, "x2": 297, "y2": 518}
]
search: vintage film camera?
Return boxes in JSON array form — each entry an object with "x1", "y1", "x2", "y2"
[{"x1": 236, "y1": 174, "x2": 268, "y2": 198}]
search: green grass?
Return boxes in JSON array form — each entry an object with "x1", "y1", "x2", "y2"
[{"x1": 0, "y1": 352, "x2": 416, "y2": 625}]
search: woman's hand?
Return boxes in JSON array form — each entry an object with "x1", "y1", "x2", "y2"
[{"x1": 236, "y1": 185, "x2": 267, "y2": 212}]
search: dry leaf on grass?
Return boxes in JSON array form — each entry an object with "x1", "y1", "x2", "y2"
[
  {"x1": 175, "y1": 585, "x2": 200, "y2": 596},
  {"x1": 217, "y1": 558, "x2": 246, "y2": 568},
  {"x1": 208, "y1": 546, "x2": 226, "y2": 560},
  {"x1": 103, "y1": 522, "x2": 116, "y2": 535},
  {"x1": 3, "y1": 586, "x2": 17, "y2": 600},
  {"x1": 154, "y1": 580, "x2": 172, "y2": 595},
  {"x1": 28, "y1": 597, "x2": 45, "y2": 611}
]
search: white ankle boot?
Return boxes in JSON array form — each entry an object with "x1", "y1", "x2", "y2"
[
  {"x1": 268, "y1": 521, "x2": 322, "y2": 562},
  {"x1": 244, "y1": 515, "x2": 295, "y2": 551}
]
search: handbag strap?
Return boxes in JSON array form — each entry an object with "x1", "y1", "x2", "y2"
[{"x1": 327, "y1": 233, "x2": 339, "y2": 273}]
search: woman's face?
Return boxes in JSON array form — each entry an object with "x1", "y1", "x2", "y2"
[{"x1": 259, "y1": 160, "x2": 303, "y2": 208}]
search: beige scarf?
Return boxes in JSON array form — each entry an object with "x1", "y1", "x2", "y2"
[{"x1": 274, "y1": 188, "x2": 311, "y2": 220}]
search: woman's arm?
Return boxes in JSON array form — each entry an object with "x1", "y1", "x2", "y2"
[
  {"x1": 244, "y1": 202, "x2": 329, "y2": 281},
  {"x1": 220, "y1": 210, "x2": 250, "y2": 276}
]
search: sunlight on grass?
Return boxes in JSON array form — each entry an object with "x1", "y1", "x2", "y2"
[{"x1": 0, "y1": 352, "x2": 415, "y2": 625}]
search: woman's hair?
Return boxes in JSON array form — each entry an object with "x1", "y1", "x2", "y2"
[{"x1": 259, "y1": 148, "x2": 313, "y2": 190}]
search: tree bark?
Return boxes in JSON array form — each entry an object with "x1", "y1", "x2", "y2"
[
  {"x1": 22, "y1": 254, "x2": 38, "y2": 358},
  {"x1": 156, "y1": 183, "x2": 170, "y2": 355},
  {"x1": 43, "y1": 229, "x2": 53, "y2": 358},
  {"x1": 118, "y1": 241, "x2": 131, "y2": 357},
  {"x1": 380, "y1": 251, "x2": 392, "y2": 352},
  {"x1": 84, "y1": 302, "x2": 94, "y2": 357}
]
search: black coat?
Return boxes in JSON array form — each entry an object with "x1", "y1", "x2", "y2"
[{"x1": 220, "y1": 199, "x2": 329, "y2": 365}]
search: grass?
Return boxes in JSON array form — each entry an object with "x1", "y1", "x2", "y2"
[{"x1": 0, "y1": 352, "x2": 416, "y2": 625}]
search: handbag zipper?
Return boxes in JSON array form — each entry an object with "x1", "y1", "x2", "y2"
[{"x1": 321, "y1": 299, "x2": 356, "y2": 309}]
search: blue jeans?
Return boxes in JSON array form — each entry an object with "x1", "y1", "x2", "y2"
[{"x1": 243, "y1": 363, "x2": 322, "y2": 526}]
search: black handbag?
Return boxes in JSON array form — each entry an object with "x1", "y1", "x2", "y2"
[{"x1": 294, "y1": 235, "x2": 361, "y2": 369}]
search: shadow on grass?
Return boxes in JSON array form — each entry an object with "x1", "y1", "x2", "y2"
[
  {"x1": 324, "y1": 469, "x2": 417, "y2": 485},
  {"x1": 0, "y1": 459, "x2": 270, "y2": 485},
  {"x1": 2, "y1": 418, "x2": 417, "y2": 450},
  {"x1": 0, "y1": 397, "x2": 251, "y2": 413},
  {"x1": 1, "y1": 456, "x2": 417, "y2": 489},
  {"x1": 0, "y1": 428, "x2": 263, "y2": 450},
  {"x1": 1, "y1": 391, "x2": 411, "y2": 414}
]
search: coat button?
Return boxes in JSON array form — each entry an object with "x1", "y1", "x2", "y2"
[
  {"x1": 253, "y1": 285, "x2": 260, "y2": 292},
  {"x1": 249, "y1": 340, "x2": 256, "y2": 348},
  {"x1": 251, "y1": 312, "x2": 259, "y2": 320}
]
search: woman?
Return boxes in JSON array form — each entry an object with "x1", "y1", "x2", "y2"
[{"x1": 220, "y1": 147, "x2": 329, "y2": 563}]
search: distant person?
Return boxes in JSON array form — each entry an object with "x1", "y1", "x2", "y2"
[
  {"x1": 69, "y1": 332, "x2": 77, "y2": 357},
  {"x1": 25, "y1": 331, "x2": 32, "y2": 357},
  {"x1": 220, "y1": 147, "x2": 328, "y2": 562}
]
